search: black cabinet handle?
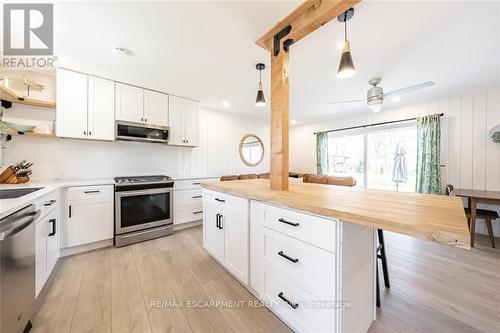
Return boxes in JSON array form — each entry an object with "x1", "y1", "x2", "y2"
[
  {"x1": 278, "y1": 292, "x2": 299, "y2": 309},
  {"x1": 192, "y1": 195, "x2": 202, "y2": 199},
  {"x1": 192, "y1": 182, "x2": 201, "y2": 185},
  {"x1": 216, "y1": 213, "x2": 220, "y2": 228},
  {"x1": 217, "y1": 214, "x2": 224, "y2": 230},
  {"x1": 278, "y1": 251, "x2": 299, "y2": 263},
  {"x1": 44, "y1": 199, "x2": 56, "y2": 206},
  {"x1": 278, "y1": 218, "x2": 299, "y2": 227},
  {"x1": 69, "y1": 205, "x2": 72, "y2": 218},
  {"x1": 193, "y1": 210, "x2": 203, "y2": 215},
  {"x1": 215, "y1": 198, "x2": 225, "y2": 203},
  {"x1": 48, "y1": 219, "x2": 56, "y2": 236},
  {"x1": 84, "y1": 190, "x2": 100, "y2": 194}
]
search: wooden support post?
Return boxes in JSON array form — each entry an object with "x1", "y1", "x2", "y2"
[{"x1": 270, "y1": 47, "x2": 289, "y2": 191}]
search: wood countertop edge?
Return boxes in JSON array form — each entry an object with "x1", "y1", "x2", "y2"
[{"x1": 201, "y1": 181, "x2": 471, "y2": 249}]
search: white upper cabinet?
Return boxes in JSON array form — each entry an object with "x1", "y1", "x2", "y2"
[
  {"x1": 56, "y1": 69, "x2": 88, "y2": 139},
  {"x1": 88, "y1": 76, "x2": 115, "y2": 141},
  {"x1": 115, "y1": 83, "x2": 144, "y2": 123},
  {"x1": 168, "y1": 95, "x2": 199, "y2": 146},
  {"x1": 144, "y1": 90, "x2": 168, "y2": 126},
  {"x1": 56, "y1": 68, "x2": 115, "y2": 141}
]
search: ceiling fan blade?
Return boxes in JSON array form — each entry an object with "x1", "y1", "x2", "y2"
[
  {"x1": 382, "y1": 81, "x2": 435, "y2": 99},
  {"x1": 328, "y1": 99, "x2": 366, "y2": 105}
]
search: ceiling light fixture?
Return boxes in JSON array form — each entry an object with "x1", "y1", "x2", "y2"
[
  {"x1": 222, "y1": 100, "x2": 231, "y2": 108},
  {"x1": 336, "y1": 8, "x2": 356, "y2": 79},
  {"x1": 255, "y1": 63, "x2": 266, "y2": 107},
  {"x1": 114, "y1": 47, "x2": 132, "y2": 56}
]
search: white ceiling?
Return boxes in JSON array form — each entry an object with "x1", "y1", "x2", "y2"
[{"x1": 52, "y1": 1, "x2": 500, "y2": 123}]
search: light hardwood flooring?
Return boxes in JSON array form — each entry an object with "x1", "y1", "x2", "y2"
[{"x1": 33, "y1": 226, "x2": 500, "y2": 333}]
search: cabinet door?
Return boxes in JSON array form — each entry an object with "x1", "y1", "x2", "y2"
[
  {"x1": 56, "y1": 69, "x2": 88, "y2": 139},
  {"x1": 203, "y1": 204, "x2": 223, "y2": 260},
  {"x1": 35, "y1": 218, "x2": 47, "y2": 297},
  {"x1": 222, "y1": 211, "x2": 248, "y2": 284},
  {"x1": 88, "y1": 76, "x2": 115, "y2": 141},
  {"x1": 115, "y1": 83, "x2": 144, "y2": 123},
  {"x1": 167, "y1": 95, "x2": 186, "y2": 145},
  {"x1": 184, "y1": 99, "x2": 199, "y2": 146},
  {"x1": 67, "y1": 199, "x2": 113, "y2": 247},
  {"x1": 46, "y1": 211, "x2": 59, "y2": 276},
  {"x1": 144, "y1": 90, "x2": 168, "y2": 126}
]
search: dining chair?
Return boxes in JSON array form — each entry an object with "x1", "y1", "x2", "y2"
[{"x1": 446, "y1": 184, "x2": 498, "y2": 248}]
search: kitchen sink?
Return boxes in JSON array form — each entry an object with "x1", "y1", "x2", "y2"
[{"x1": 0, "y1": 187, "x2": 43, "y2": 199}]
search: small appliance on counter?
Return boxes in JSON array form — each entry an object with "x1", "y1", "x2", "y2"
[
  {"x1": 0, "y1": 160, "x2": 33, "y2": 184},
  {"x1": 114, "y1": 175, "x2": 174, "y2": 247}
]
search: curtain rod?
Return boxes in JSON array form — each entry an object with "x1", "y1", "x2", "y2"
[{"x1": 314, "y1": 113, "x2": 444, "y2": 135}]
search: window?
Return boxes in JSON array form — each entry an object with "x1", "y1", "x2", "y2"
[{"x1": 327, "y1": 125, "x2": 417, "y2": 192}]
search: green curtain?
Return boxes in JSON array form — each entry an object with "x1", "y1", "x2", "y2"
[
  {"x1": 416, "y1": 114, "x2": 441, "y2": 194},
  {"x1": 316, "y1": 131, "x2": 328, "y2": 175}
]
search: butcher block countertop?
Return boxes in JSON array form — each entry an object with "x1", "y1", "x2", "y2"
[{"x1": 201, "y1": 179, "x2": 470, "y2": 248}]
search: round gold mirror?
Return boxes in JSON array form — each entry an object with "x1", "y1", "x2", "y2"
[{"x1": 239, "y1": 134, "x2": 264, "y2": 166}]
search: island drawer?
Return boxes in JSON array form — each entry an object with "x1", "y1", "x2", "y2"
[
  {"x1": 175, "y1": 178, "x2": 219, "y2": 191},
  {"x1": 253, "y1": 202, "x2": 338, "y2": 253},
  {"x1": 261, "y1": 226, "x2": 337, "y2": 300},
  {"x1": 262, "y1": 266, "x2": 336, "y2": 333},
  {"x1": 202, "y1": 189, "x2": 247, "y2": 214}
]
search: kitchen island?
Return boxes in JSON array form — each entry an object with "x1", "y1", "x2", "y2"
[{"x1": 201, "y1": 179, "x2": 469, "y2": 333}]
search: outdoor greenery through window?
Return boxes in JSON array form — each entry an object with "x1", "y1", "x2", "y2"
[{"x1": 327, "y1": 126, "x2": 417, "y2": 192}]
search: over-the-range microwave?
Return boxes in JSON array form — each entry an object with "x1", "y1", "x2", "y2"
[{"x1": 115, "y1": 121, "x2": 169, "y2": 144}]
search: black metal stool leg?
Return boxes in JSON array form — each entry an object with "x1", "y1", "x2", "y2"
[
  {"x1": 376, "y1": 263, "x2": 380, "y2": 307},
  {"x1": 377, "y1": 229, "x2": 390, "y2": 288}
]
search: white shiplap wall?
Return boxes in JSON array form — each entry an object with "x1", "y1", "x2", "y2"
[
  {"x1": 290, "y1": 85, "x2": 500, "y2": 235},
  {"x1": 4, "y1": 107, "x2": 270, "y2": 180}
]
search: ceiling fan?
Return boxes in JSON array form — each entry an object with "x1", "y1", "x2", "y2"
[{"x1": 328, "y1": 78, "x2": 435, "y2": 113}]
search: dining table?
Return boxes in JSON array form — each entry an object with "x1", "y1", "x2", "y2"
[{"x1": 454, "y1": 188, "x2": 500, "y2": 247}]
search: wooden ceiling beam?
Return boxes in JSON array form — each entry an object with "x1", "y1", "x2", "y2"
[{"x1": 256, "y1": 0, "x2": 361, "y2": 51}]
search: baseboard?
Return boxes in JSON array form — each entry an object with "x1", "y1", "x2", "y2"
[
  {"x1": 174, "y1": 220, "x2": 202, "y2": 231},
  {"x1": 59, "y1": 239, "x2": 113, "y2": 257}
]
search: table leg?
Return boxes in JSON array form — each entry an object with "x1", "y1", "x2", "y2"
[{"x1": 470, "y1": 198, "x2": 477, "y2": 247}]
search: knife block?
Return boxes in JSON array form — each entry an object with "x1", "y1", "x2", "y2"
[{"x1": 0, "y1": 166, "x2": 30, "y2": 184}]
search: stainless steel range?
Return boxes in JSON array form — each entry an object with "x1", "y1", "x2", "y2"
[{"x1": 114, "y1": 175, "x2": 174, "y2": 247}]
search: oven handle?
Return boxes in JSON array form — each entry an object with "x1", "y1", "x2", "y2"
[{"x1": 115, "y1": 187, "x2": 173, "y2": 197}]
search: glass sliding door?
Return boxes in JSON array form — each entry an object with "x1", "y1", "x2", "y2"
[{"x1": 327, "y1": 133, "x2": 365, "y2": 187}]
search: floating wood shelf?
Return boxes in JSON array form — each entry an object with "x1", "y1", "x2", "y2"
[{"x1": 0, "y1": 85, "x2": 56, "y2": 109}]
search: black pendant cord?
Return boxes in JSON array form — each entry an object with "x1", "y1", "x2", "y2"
[{"x1": 344, "y1": 13, "x2": 347, "y2": 41}]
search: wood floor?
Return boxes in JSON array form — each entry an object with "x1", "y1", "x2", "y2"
[{"x1": 33, "y1": 226, "x2": 500, "y2": 333}]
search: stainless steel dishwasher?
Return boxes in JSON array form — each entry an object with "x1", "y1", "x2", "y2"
[{"x1": 0, "y1": 204, "x2": 40, "y2": 333}]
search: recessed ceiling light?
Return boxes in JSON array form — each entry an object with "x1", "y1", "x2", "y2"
[
  {"x1": 290, "y1": 120, "x2": 297, "y2": 125},
  {"x1": 392, "y1": 96, "x2": 401, "y2": 102},
  {"x1": 222, "y1": 101, "x2": 230, "y2": 108},
  {"x1": 114, "y1": 47, "x2": 132, "y2": 56}
]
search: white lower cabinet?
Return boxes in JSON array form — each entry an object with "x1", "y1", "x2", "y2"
[
  {"x1": 35, "y1": 192, "x2": 60, "y2": 297},
  {"x1": 202, "y1": 189, "x2": 249, "y2": 284},
  {"x1": 203, "y1": 189, "x2": 376, "y2": 333},
  {"x1": 64, "y1": 185, "x2": 114, "y2": 248},
  {"x1": 174, "y1": 178, "x2": 219, "y2": 226}
]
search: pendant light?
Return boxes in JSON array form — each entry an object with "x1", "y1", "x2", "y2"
[
  {"x1": 336, "y1": 8, "x2": 356, "y2": 79},
  {"x1": 255, "y1": 63, "x2": 266, "y2": 107}
]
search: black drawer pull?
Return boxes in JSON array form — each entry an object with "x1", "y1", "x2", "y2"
[
  {"x1": 84, "y1": 190, "x2": 100, "y2": 194},
  {"x1": 193, "y1": 210, "x2": 203, "y2": 215},
  {"x1": 48, "y1": 219, "x2": 56, "y2": 236},
  {"x1": 192, "y1": 195, "x2": 202, "y2": 199},
  {"x1": 192, "y1": 182, "x2": 201, "y2": 185},
  {"x1": 278, "y1": 218, "x2": 299, "y2": 227},
  {"x1": 278, "y1": 251, "x2": 299, "y2": 263},
  {"x1": 44, "y1": 199, "x2": 56, "y2": 206},
  {"x1": 215, "y1": 198, "x2": 225, "y2": 203},
  {"x1": 278, "y1": 292, "x2": 299, "y2": 309},
  {"x1": 218, "y1": 214, "x2": 223, "y2": 229}
]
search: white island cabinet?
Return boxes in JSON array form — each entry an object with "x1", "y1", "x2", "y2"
[{"x1": 202, "y1": 188, "x2": 376, "y2": 333}]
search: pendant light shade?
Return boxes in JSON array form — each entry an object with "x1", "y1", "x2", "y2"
[
  {"x1": 336, "y1": 9, "x2": 356, "y2": 79},
  {"x1": 255, "y1": 63, "x2": 266, "y2": 107},
  {"x1": 337, "y1": 40, "x2": 355, "y2": 79}
]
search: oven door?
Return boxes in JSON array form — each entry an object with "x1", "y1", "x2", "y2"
[{"x1": 115, "y1": 187, "x2": 173, "y2": 235}]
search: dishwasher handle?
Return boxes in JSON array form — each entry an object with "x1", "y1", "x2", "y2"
[{"x1": 0, "y1": 210, "x2": 41, "y2": 241}]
